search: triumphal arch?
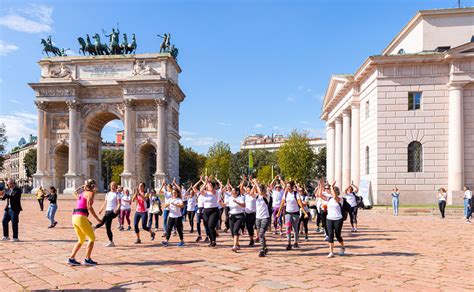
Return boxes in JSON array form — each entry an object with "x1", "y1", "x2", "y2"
[{"x1": 29, "y1": 53, "x2": 185, "y2": 194}]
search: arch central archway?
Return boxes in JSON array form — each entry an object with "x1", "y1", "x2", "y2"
[
  {"x1": 53, "y1": 144, "x2": 68, "y2": 193},
  {"x1": 137, "y1": 143, "x2": 157, "y2": 190}
]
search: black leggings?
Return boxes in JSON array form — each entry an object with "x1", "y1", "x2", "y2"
[
  {"x1": 166, "y1": 216, "x2": 184, "y2": 241},
  {"x1": 299, "y1": 213, "x2": 309, "y2": 235},
  {"x1": 229, "y1": 214, "x2": 244, "y2": 237},
  {"x1": 316, "y1": 210, "x2": 322, "y2": 228},
  {"x1": 188, "y1": 210, "x2": 196, "y2": 231},
  {"x1": 96, "y1": 210, "x2": 119, "y2": 241},
  {"x1": 134, "y1": 212, "x2": 150, "y2": 234},
  {"x1": 245, "y1": 212, "x2": 256, "y2": 237},
  {"x1": 349, "y1": 206, "x2": 358, "y2": 225},
  {"x1": 326, "y1": 218, "x2": 343, "y2": 244},
  {"x1": 38, "y1": 198, "x2": 44, "y2": 211},
  {"x1": 218, "y1": 208, "x2": 224, "y2": 229},
  {"x1": 321, "y1": 210, "x2": 328, "y2": 235},
  {"x1": 224, "y1": 207, "x2": 230, "y2": 230},
  {"x1": 203, "y1": 208, "x2": 219, "y2": 242},
  {"x1": 438, "y1": 201, "x2": 446, "y2": 218}
]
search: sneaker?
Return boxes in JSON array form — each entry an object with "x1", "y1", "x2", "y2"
[
  {"x1": 117, "y1": 225, "x2": 122, "y2": 230},
  {"x1": 10, "y1": 238, "x2": 19, "y2": 242},
  {"x1": 177, "y1": 241, "x2": 185, "y2": 247},
  {"x1": 324, "y1": 236, "x2": 329, "y2": 242},
  {"x1": 53, "y1": 221, "x2": 58, "y2": 227},
  {"x1": 84, "y1": 258, "x2": 98, "y2": 266},
  {"x1": 48, "y1": 225, "x2": 54, "y2": 228},
  {"x1": 231, "y1": 246, "x2": 238, "y2": 253},
  {"x1": 236, "y1": 245, "x2": 241, "y2": 250},
  {"x1": 2, "y1": 236, "x2": 10, "y2": 241},
  {"x1": 354, "y1": 228, "x2": 358, "y2": 232},
  {"x1": 249, "y1": 239, "x2": 255, "y2": 247},
  {"x1": 316, "y1": 228, "x2": 321, "y2": 233},
  {"x1": 127, "y1": 226, "x2": 131, "y2": 231},
  {"x1": 351, "y1": 228, "x2": 355, "y2": 232},
  {"x1": 258, "y1": 250, "x2": 265, "y2": 257},
  {"x1": 305, "y1": 235, "x2": 309, "y2": 241},
  {"x1": 134, "y1": 238, "x2": 141, "y2": 244},
  {"x1": 294, "y1": 242, "x2": 299, "y2": 248},
  {"x1": 204, "y1": 237, "x2": 210, "y2": 243},
  {"x1": 67, "y1": 258, "x2": 81, "y2": 266},
  {"x1": 286, "y1": 244, "x2": 292, "y2": 250},
  {"x1": 105, "y1": 241, "x2": 115, "y2": 247},
  {"x1": 119, "y1": 226, "x2": 124, "y2": 231},
  {"x1": 339, "y1": 247, "x2": 346, "y2": 256},
  {"x1": 162, "y1": 241, "x2": 169, "y2": 247},
  {"x1": 210, "y1": 242, "x2": 216, "y2": 247},
  {"x1": 195, "y1": 236, "x2": 202, "y2": 242},
  {"x1": 150, "y1": 232, "x2": 156, "y2": 241},
  {"x1": 327, "y1": 252, "x2": 334, "y2": 258}
]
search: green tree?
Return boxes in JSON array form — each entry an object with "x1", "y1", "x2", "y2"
[
  {"x1": 256, "y1": 165, "x2": 273, "y2": 185},
  {"x1": 277, "y1": 131, "x2": 315, "y2": 184},
  {"x1": 23, "y1": 149, "x2": 37, "y2": 178},
  {"x1": 101, "y1": 149, "x2": 124, "y2": 187},
  {"x1": 313, "y1": 146, "x2": 326, "y2": 179},
  {"x1": 179, "y1": 144, "x2": 206, "y2": 184},
  {"x1": 204, "y1": 141, "x2": 232, "y2": 182},
  {"x1": 229, "y1": 149, "x2": 279, "y2": 185},
  {"x1": 111, "y1": 165, "x2": 124, "y2": 185}
]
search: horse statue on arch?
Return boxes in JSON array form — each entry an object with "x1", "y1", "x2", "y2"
[
  {"x1": 41, "y1": 38, "x2": 63, "y2": 57},
  {"x1": 78, "y1": 35, "x2": 96, "y2": 56},
  {"x1": 121, "y1": 33, "x2": 137, "y2": 54},
  {"x1": 92, "y1": 33, "x2": 110, "y2": 55}
]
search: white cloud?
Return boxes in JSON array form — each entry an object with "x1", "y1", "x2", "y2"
[
  {"x1": 254, "y1": 123, "x2": 263, "y2": 129},
  {"x1": 181, "y1": 130, "x2": 219, "y2": 147},
  {"x1": 287, "y1": 96, "x2": 295, "y2": 103},
  {"x1": 217, "y1": 122, "x2": 232, "y2": 127},
  {"x1": 104, "y1": 120, "x2": 123, "y2": 129},
  {"x1": 0, "y1": 40, "x2": 18, "y2": 56},
  {"x1": 304, "y1": 127, "x2": 325, "y2": 138},
  {"x1": 0, "y1": 112, "x2": 37, "y2": 149},
  {"x1": 0, "y1": 4, "x2": 54, "y2": 33}
]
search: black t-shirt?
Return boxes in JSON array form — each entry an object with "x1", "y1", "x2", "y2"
[{"x1": 47, "y1": 193, "x2": 57, "y2": 204}]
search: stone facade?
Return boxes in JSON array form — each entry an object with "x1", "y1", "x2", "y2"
[
  {"x1": 321, "y1": 8, "x2": 474, "y2": 205},
  {"x1": 29, "y1": 53, "x2": 185, "y2": 194}
]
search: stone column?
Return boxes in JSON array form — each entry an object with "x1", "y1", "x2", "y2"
[
  {"x1": 121, "y1": 99, "x2": 135, "y2": 190},
  {"x1": 351, "y1": 103, "x2": 360, "y2": 186},
  {"x1": 154, "y1": 97, "x2": 168, "y2": 186},
  {"x1": 63, "y1": 100, "x2": 83, "y2": 195},
  {"x1": 326, "y1": 122, "x2": 335, "y2": 183},
  {"x1": 32, "y1": 101, "x2": 51, "y2": 192},
  {"x1": 342, "y1": 110, "x2": 351, "y2": 190},
  {"x1": 448, "y1": 83, "x2": 464, "y2": 204},
  {"x1": 334, "y1": 117, "x2": 343, "y2": 189}
]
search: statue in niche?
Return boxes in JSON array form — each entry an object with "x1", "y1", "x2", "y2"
[
  {"x1": 132, "y1": 60, "x2": 158, "y2": 76},
  {"x1": 54, "y1": 117, "x2": 69, "y2": 130},
  {"x1": 43, "y1": 63, "x2": 73, "y2": 79}
]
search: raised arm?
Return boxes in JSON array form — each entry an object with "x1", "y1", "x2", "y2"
[
  {"x1": 172, "y1": 178, "x2": 181, "y2": 192},
  {"x1": 351, "y1": 182, "x2": 359, "y2": 193}
]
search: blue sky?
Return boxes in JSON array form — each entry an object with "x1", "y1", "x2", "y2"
[{"x1": 0, "y1": 0, "x2": 460, "y2": 153}]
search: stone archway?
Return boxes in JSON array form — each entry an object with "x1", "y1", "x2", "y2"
[
  {"x1": 30, "y1": 53, "x2": 185, "y2": 195},
  {"x1": 136, "y1": 142, "x2": 157, "y2": 191},
  {"x1": 53, "y1": 144, "x2": 68, "y2": 193}
]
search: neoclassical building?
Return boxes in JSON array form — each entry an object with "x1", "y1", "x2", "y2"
[
  {"x1": 321, "y1": 8, "x2": 474, "y2": 205},
  {"x1": 29, "y1": 53, "x2": 185, "y2": 194}
]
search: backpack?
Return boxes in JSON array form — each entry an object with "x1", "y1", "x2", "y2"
[
  {"x1": 261, "y1": 195, "x2": 273, "y2": 216},
  {"x1": 341, "y1": 198, "x2": 351, "y2": 221},
  {"x1": 355, "y1": 193, "x2": 364, "y2": 209}
]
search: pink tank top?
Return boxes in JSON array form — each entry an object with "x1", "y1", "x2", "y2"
[
  {"x1": 73, "y1": 191, "x2": 92, "y2": 216},
  {"x1": 136, "y1": 193, "x2": 147, "y2": 213}
]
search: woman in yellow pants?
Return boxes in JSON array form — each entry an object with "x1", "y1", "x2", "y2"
[{"x1": 68, "y1": 179, "x2": 101, "y2": 266}]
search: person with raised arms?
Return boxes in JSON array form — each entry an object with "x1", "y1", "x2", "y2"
[
  {"x1": 250, "y1": 178, "x2": 271, "y2": 257},
  {"x1": 132, "y1": 182, "x2": 156, "y2": 244},
  {"x1": 270, "y1": 175, "x2": 284, "y2": 235},
  {"x1": 343, "y1": 183, "x2": 360, "y2": 232},
  {"x1": 200, "y1": 176, "x2": 223, "y2": 247},
  {"x1": 162, "y1": 185, "x2": 185, "y2": 247},
  {"x1": 240, "y1": 176, "x2": 257, "y2": 247},
  {"x1": 225, "y1": 181, "x2": 246, "y2": 252}
]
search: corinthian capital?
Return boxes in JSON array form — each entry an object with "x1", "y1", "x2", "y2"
[
  {"x1": 155, "y1": 97, "x2": 168, "y2": 107},
  {"x1": 65, "y1": 99, "x2": 80, "y2": 110},
  {"x1": 123, "y1": 98, "x2": 135, "y2": 109},
  {"x1": 34, "y1": 100, "x2": 49, "y2": 111}
]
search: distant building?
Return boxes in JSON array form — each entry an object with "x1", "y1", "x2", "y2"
[
  {"x1": 0, "y1": 135, "x2": 37, "y2": 185},
  {"x1": 241, "y1": 134, "x2": 326, "y2": 154},
  {"x1": 116, "y1": 130, "x2": 124, "y2": 144}
]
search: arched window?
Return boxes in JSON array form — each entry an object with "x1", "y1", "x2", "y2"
[
  {"x1": 365, "y1": 146, "x2": 370, "y2": 175},
  {"x1": 408, "y1": 141, "x2": 423, "y2": 172}
]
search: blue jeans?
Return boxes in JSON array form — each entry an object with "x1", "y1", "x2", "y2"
[
  {"x1": 464, "y1": 198, "x2": 469, "y2": 217},
  {"x1": 2, "y1": 208, "x2": 20, "y2": 239},
  {"x1": 47, "y1": 203, "x2": 57, "y2": 225},
  {"x1": 163, "y1": 209, "x2": 169, "y2": 234},
  {"x1": 392, "y1": 198, "x2": 399, "y2": 215}
]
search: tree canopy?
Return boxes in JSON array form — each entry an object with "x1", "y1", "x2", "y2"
[
  {"x1": 179, "y1": 144, "x2": 206, "y2": 184},
  {"x1": 277, "y1": 131, "x2": 315, "y2": 184},
  {"x1": 23, "y1": 149, "x2": 37, "y2": 178},
  {"x1": 204, "y1": 141, "x2": 232, "y2": 182}
]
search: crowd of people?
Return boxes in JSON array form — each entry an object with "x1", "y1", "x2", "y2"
[{"x1": 0, "y1": 176, "x2": 472, "y2": 267}]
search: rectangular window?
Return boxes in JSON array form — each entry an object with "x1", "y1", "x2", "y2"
[
  {"x1": 408, "y1": 92, "x2": 422, "y2": 110},
  {"x1": 365, "y1": 100, "x2": 370, "y2": 119}
]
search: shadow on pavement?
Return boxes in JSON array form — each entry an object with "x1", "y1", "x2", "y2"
[{"x1": 103, "y1": 259, "x2": 204, "y2": 266}]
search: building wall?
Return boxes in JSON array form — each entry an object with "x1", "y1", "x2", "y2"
[
  {"x1": 423, "y1": 13, "x2": 474, "y2": 52},
  {"x1": 391, "y1": 20, "x2": 424, "y2": 55},
  {"x1": 359, "y1": 70, "x2": 379, "y2": 203},
  {"x1": 464, "y1": 84, "x2": 474, "y2": 189},
  {"x1": 376, "y1": 63, "x2": 450, "y2": 204}
]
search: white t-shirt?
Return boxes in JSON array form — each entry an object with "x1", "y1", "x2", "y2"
[
  {"x1": 105, "y1": 191, "x2": 119, "y2": 211},
  {"x1": 327, "y1": 198, "x2": 343, "y2": 220},
  {"x1": 223, "y1": 192, "x2": 232, "y2": 206},
  {"x1": 187, "y1": 195, "x2": 197, "y2": 211},
  {"x1": 272, "y1": 190, "x2": 283, "y2": 207},
  {"x1": 300, "y1": 194, "x2": 310, "y2": 212},
  {"x1": 256, "y1": 195, "x2": 270, "y2": 219},
  {"x1": 197, "y1": 193, "x2": 204, "y2": 213},
  {"x1": 285, "y1": 192, "x2": 301, "y2": 213},
  {"x1": 438, "y1": 192, "x2": 447, "y2": 201},
  {"x1": 182, "y1": 190, "x2": 188, "y2": 201},
  {"x1": 202, "y1": 191, "x2": 220, "y2": 209},
  {"x1": 120, "y1": 193, "x2": 131, "y2": 210},
  {"x1": 216, "y1": 190, "x2": 223, "y2": 209},
  {"x1": 163, "y1": 191, "x2": 172, "y2": 210},
  {"x1": 464, "y1": 190, "x2": 472, "y2": 199},
  {"x1": 169, "y1": 198, "x2": 183, "y2": 218},
  {"x1": 344, "y1": 192, "x2": 358, "y2": 208},
  {"x1": 244, "y1": 194, "x2": 256, "y2": 213},
  {"x1": 228, "y1": 196, "x2": 245, "y2": 215}
]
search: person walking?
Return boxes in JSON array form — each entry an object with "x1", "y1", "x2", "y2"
[
  {"x1": 437, "y1": 188, "x2": 447, "y2": 219},
  {"x1": 132, "y1": 182, "x2": 156, "y2": 244},
  {"x1": 344, "y1": 183, "x2": 360, "y2": 232},
  {"x1": 119, "y1": 188, "x2": 132, "y2": 231},
  {"x1": 187, "y1": 187, "x2": 198, "y2": 233},
  {"x1": 240, "y1": 178, "x2": 257, "y2": 246},
  {"x1": 463, "y1": 186, "x2": 472, "y2": 219},
  {"x1": 391, "y1": 187, "x2": 400, "y2": 216},
  {"x1": 68, "y1": 179, "x2": 101, "y2": 266},
  {"x1": 162, "y1": 188, "x2": 185, "y2": 247},
  {"x1": 319, "y1": 181, "x2": 345, "y2": 258},
  {"x1": 95, "y1": 182, "x2": 121, "y2": 247},
  {"x1": 45, "y1": 186, "x2": 58, "y2": 228},
  {"x1": 298, "y1": 186, "x2": 310, "y2": 241},
  {"x1": 225, "y1": 183, "x2": 245, "y2": 252},
  {"x1": 147, "y1": 190, "x2": 162, "y2": 232},
  {"x1": 36, "y1": 186, "x2": 46, "y2": 211},
  {"x1": 0, "y1": 179, "x2": 22, "y2": 242},
  {"x1": 252, "y1": 179, "x2": 271, "y2": 257},
  {"x1": 466, "y1": 191, "x2": 473, "y2": 224},
  {"x1": 200, "y1": 176, "x2": 222, "y2": 247}
]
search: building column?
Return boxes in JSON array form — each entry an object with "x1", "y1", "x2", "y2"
[
  {"x1": 32, "y1": 101, "x2": 51, "y2": 192},
  {"x1": 326, "y1": 122, "x2": 335, "y2": 183},
  {"x1": 351, "y1": 103, "x2": 360, "y2": 186},
  {"x1": 448, "y1": 83, "x2": 464, "y2": 204},
  {"x1": 121, "y1": 99, "x2": 136, "y2": 190},
  {"x1": 342, "y1": 110, "x2": 351, "y2": 190},
  {"x1": 334, "y1": 117, "x2": 343, "y2": 189},
  {"x1": 154, "y1": 97, "x2": 168, "y2": 186},
  {"x1": 63, "y1": 100, "x2": 83, "y2": 195}
]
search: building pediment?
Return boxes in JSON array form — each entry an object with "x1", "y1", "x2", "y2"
[{"x1": 321, "y1": 75, "x2": 353, "y2": 120}]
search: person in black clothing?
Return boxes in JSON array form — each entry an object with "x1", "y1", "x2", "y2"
[
  {"x1": 0, "y1": 179, "x2": 22, "y2": 241},
  {"x1": 45, "y1": 186, "x2": 58, "y2": 228}
]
